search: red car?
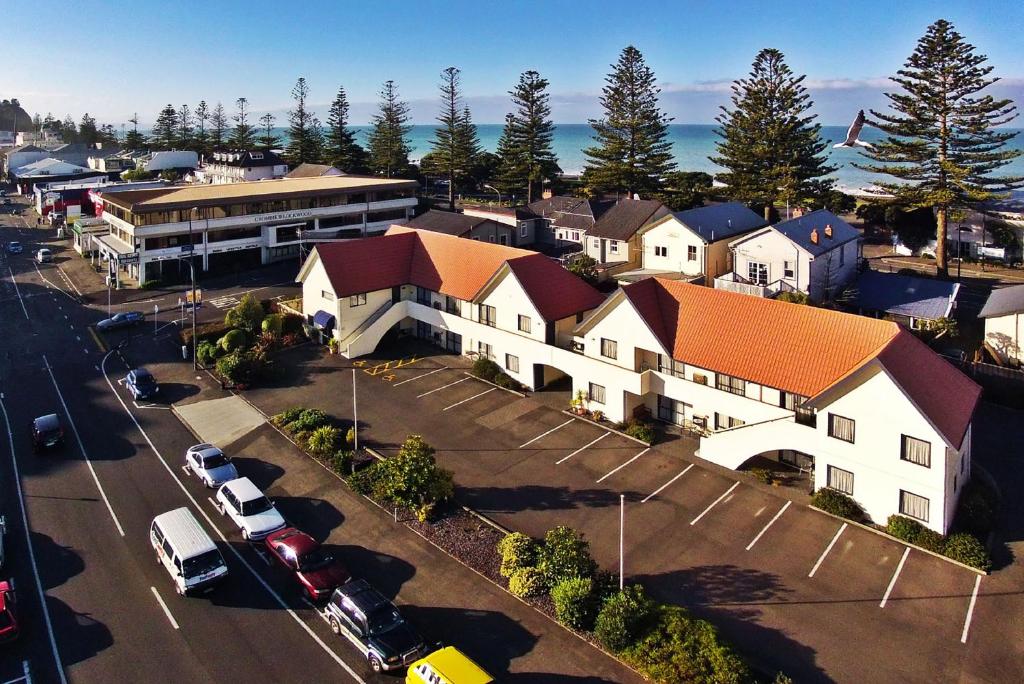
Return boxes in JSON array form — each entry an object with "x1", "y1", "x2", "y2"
[
  {"x1": 0, "y1": 579, "x2": 18, "y2": 643},
  {"x1": 265, "y1": 528, "x2": 350, "y2": 601}
]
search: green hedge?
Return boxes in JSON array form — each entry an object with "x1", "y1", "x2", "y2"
[
  {"x1": 943, "y1": 533, "x2": 991, "y2": 571},
  {"x1": 472, "y1": 357, "x2": 501, "y2": 383},
  {"x1": 551, "y1": 577, "x2": 599, "y2": 631},
  {"x1": 811, "y1": 488, "x2": 865, "y2": 522},
  {"x1": 539, "y1": 526, "x2": 597, "y2": 588},
  {"x1": 498, "y1": 532, "x2": 539, "y2": 579},
  {"x1": 594, "y1": 585, "x2": 656, "y2": 653},
  {"x1": 508, "y1": 566, "x2": 545, "y2": 598},
  {"x1": 287, "y1": 408, "x2": 329, "y2": 433},
  {"x1": 886, "y1": 515, "x2": 924, "y2": 543},
  {"x1": 624, "y1": 422, "x2": 655, "y2": 443}
]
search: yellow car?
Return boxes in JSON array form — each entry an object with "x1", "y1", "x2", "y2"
[{"x1": 406, "y1": 647, "x2": 494, "y2": 684}]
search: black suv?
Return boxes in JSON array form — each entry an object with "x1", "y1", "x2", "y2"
[
  {"x1": 324, "y1": 579, "x2": 425, "y2": 673},
  {"x1": 31, "y1": 414, "x2": 64, "y2": 452}
]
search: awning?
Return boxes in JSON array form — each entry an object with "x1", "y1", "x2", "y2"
[{"x1": 313, "y1": 310, "x2": 336, "y2": 330}]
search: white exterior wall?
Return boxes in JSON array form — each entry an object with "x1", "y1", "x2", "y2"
[
  {"x1": 577, "y1": 300, "x2": 663, "y2": 372},
  {"x1": 732, "y1": 230, "x2": 810, "y2": 292},
  {"x1": 584, "y1": 237, "x2": 630, "y2": 264},
  {"x1": 299, "y1": 260, "x2": 343, "y2": 323},
  {"x1": 145, "y1": 151, "x2": 199, "y2": 172},
  {"x1": 476, "y1": 273, "x2": 547, "y2": 344},
  {"x1": 641, "y1": 219, "x2": 706, "y2": 276},
  {"x1": 984, "y1": 313, "x2": 1023, "y2": 364}
]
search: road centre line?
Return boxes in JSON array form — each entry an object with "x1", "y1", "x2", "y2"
[
  {"x1": 98, "y1": 351, "x2": 366, "y2": 683},
  {"x1": 416, "y1": 377, "x2": 468, "y2": 398},
  {"x1": 556, "y1": 431, "x2": 611, "y2": 464},
  {"x1": 7, "y1": 266, "x2": 28, "y2": 320},
  {"x1": 596, "y1": 448, "x2": 649, "y2": 482},
  {"x1": 642, "y1": 464, "x2": 694, "y2": 503},
  {"x1": 0, "y1": 396, "x2": 68, "y2": 684},
  {"x1": 42, "y1": 355, "x2": 126, "y2": 537},
  {"x1": 880, "y1": 547, "x2": 911, "y2": 608},
  {"x1": 689, "y1": 481, "x2": 740, "y2": 526},
  {"x1": 808, "y1": 522, "x2": 848, "y2": 578},
  {"x1": 57, "y1": 266, "x2": 82, "y2": 297},
  {"x1": 442, "y1": 387, "x2": 496, "y2": 411},
  {"x1": 393, "y1": 366, "x2": 446, "y2": 386},
  {"x1": 746, "y1": 500, "x2": 792, "y2": 550},
  {"x1": 519, "y1": 418, "x2": 574, "y2": 449},
  {"x1": 150, "y1": 587, "x2": 180, "y2": 629},
  {"x1": 961, "y1": 575, "x2": 981, "y2": 644}
]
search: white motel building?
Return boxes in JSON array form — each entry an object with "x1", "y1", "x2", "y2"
[{"x1": 298, "y1": 226, "x2": 981, "y2": 535}]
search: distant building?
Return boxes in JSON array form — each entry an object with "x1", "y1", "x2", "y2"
[
  {"x1": 406, "y1": 210, "x2": 517, "y2": 245},
  {"x1": 979, "y1": 284, "x2": 1024, "y2": 366},
  {"x1": 852, "y1": 270, "x2": 960, "y2": 329},
  {"x1": 526, "y1": 195, "x2": 616, "y2": 246},
  {"x1": 0, "y1": 130, "x2": 15, "y2": 147},
  {"x1": 88, "y1": 152, "x2": 134, "y2": 174},
  {"x1": 582, "y1": 199, "x2": 671, "y2": 270},
  {"x1": 286, "y1": 163, "x2": 343, "y2": 179},
  {"x1": 198, "y1": 149, "x2": 287, "y2": 184},
  {"x1": 136, "y1": 150, "x2": 200, "y2": 174},
  {"x1": 9, "y1": 158, "x2": 106, "y2": 194},
  {"x1": 461, "y1": 204, "x2": 541, "y2": 245}
]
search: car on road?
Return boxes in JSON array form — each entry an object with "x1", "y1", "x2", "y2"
[
  {"x1": 35, "y1": 248, "x2": 53, "y2": 263},
  {"x1": 407, "y1": 647, "x2": 494, "y2": 684},
  {"x1": 265, "y1": 527, "x2": 350, "y2": 601},
  {"x1": 325, "y1": 579, "x2": 426, "y2": 673},
  {"x1": 5, "y1": 241, "x2": 22, "y2": 254},
  {"x1": 96, "y1": 311, "x2": 145, "y2": 331},
  {"x1": 151, "y1": 508, "x2": 228, "y2": 596},
  {"x1": 31, "y1": 414, "x2": 64, "y2": 452},
  {"x1": 0, "y1": 579, "x2": 18, "y2": 643},
  {"x1": 215, "y1": 477, "x2": 286, "y2": 541},
  {"x1": 125, "y1": 367, "x2": 159, "y2": 400},
  {"x1": 184, "y1": 444, "x2": 238, "y2": 488}
]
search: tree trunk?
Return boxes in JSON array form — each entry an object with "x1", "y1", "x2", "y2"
[
  {"x1": 763, "y1": 204, "x2": 772, "y2": 222},
  {"x1": 935, "y1": 207, "x2": 948, "y2": 277},
  {"x1": 448, "y1": 171, "x2": 454, "y2": 209}
]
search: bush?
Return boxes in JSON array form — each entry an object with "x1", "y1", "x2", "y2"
[
  {"x1": 915, "y1": 528, "x2": 947, "y2": 553},
  {"x1": 348, "y1": 461, "x2": 385, "y2": 496},
  {"x1": 811, "y1": 488, "x2": 864, "y2": 521},
  {"x1": 620, "y1": 605, "x2": 750, "y2": 684},
  {"x1": 943, "y1": 533, "x2": 991, "y2": 571},
  {"x1": 956, "y1": 481, "x2": 997, "y2": 535},
  {"x1": 886, "y1": 515, "x2": 924, "y2": 543},
  {"x1": 261, "y1": 314, "x2": 284, "y2": 336},
  {"x1": 750, "y1": 467, "x2": 774, "y2": 485},
  {"x1": 328, "y1": 450, "x2": 353, "y2": 475},
  {"x1": 624, "y1": 422, "x2": 655, "y2": 444},
  {"x1": 140, "y1": 279, "x2": 162, "y2": 290},
  {"x1": 288, "y1": 408, "x2": 329, "y2": 433},
  {"x1": 472, "y1": 357, "x2": 501, "y2": 383},
  {"x1": 346, "y1": 427, "x2": 356, "y2": 447},
  {"x1": 219, "y1": 328, "x2": 248, "y2": 353},
  {"x1": 539, "y1": 526, "x2": 597, "y2": 588},
  {"x1": 273, "y1": 406, "x2": 305, "y2": 427},
  {"x1": 508, "y1": 566, "x2": 545, "y2": 598},
  {"x1": 551, "y1": 577, "x2": 599, "y2": 631},
  {"x1": 224, "y1": 293, "x2": 265, "y2": 335},
  {"x1": 307, "y1": 425, "x2": 341, "y2": 457},
  {"x1": 196, "y1": 340, "x2": 220, "y2": 366},
  {"x1": 180, "y1": 321, "x2": 233, "y2": 348},
  {"x1": 376, "y1": 436, "x2": 454, "y2": 521},
  {"x1": 776, "y1": 291, "x2": 810, "y2": 305},
  {"x1": 215, "y1": 351, "x2": 256, "y2": 384},
  {"x1": 594, "y1": 585, "x2": 656, "y2": 652},
  {"x1": 494, "y1": 372, "x2": 519, "y2": 390},
  {"x1": 498, "y1": 532, "x2": 539, "y2": 578}
]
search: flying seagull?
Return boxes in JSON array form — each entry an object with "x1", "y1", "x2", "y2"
[{"x1": 833, "y1": 110, "x2": 873, "y2": 149}]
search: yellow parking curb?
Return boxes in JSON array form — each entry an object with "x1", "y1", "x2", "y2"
[{"x1": 88, "y1": 326, "x2": 107, "y2": 352}]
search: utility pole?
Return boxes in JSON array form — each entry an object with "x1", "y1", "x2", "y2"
[
  {"x1": 352, "y1": 368, "x2": 359, "y2": 452},
  {"x1": 188, "y1": 206, "x2": 199, "y2": 370},
  {"x1": 619, "y1": 493, "x2": 625, "y2": 591}
]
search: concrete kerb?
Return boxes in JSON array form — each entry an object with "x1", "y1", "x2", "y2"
[
  {"x1": 461, "y1": 371, "x2": 527, "y2": 398},
  {"x1": 560, "y1": 410, "x2": 651, "y2": 447},
  {"x1": 808, "y1": 505, "x2": 988, "y2": 576}
]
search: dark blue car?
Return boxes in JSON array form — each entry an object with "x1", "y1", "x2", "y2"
[
  {"x1": 126, "y1": 368, "x2": 159, "y2": 401},
  {"x1": 97, "y1": 311, "x2": 145, "y2": 331}
]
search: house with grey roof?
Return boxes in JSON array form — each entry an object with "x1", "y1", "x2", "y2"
[
  {"x1": 852, "y1": 270, "x2": 959, "y2": 329},
  {"x1": 582, "y1": 198, "x2": 670, "y2": 267},
  {"x1": 980, "y1": 284, "x2": 1024, "y2": 366},
  {"x1": 525, "y1": 195, "x2": 615, "y2": 246},
  {"x1": 406, "y1": 209, "x2": 516, "y2": 245}
]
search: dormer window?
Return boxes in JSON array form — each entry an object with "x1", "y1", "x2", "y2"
[{"x1": 251, "y1": 152, "x2": 264, "y2": 160}]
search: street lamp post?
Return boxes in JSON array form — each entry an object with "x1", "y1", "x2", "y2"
[
  {"x1": 619, "y1": 493, "x2": 625, "y2": 591},
  {"x1": 187, "y1": 206, "x2": 199, "y2": 370},
  {"x1": 484, "y1": 184, "x2": 502, "y2": 205}
]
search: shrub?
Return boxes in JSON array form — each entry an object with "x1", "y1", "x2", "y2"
[
  {"x1": 219, "y1": 328, "x2": 248, "y2": 353},
  {"x1": 539, "y1": 526, "x2": 597, "y2": 588},
  {"x1": 288, "y1": 408, "x2": 329, "y2": 433},
  {"x1": 179, "y1": 321, "x2": 233, "y2": 348},
  {"x1": 551, "y1": 577, "x2": 599, "y2": 631},
  {"x1": 215, "y1": 351, "x2": 251, "y2": 384},
  {"x1": 224, "y1": 292, "x2": 265, "y2": 335},
  {"x1": 811, "y1": 488, "x2": 864, "y2": 521},
  {"x1": 348, "y1": 461, "x2": 385, "y2": 496},
  {"x1": 345, "y1": 427, "x2": 356, "y2": 447},
  {"x1": 281, "y1": 314, "x2": 304, "y2": 335},
  {"x1": 776, "y1": 291, "x2": 810, "y2": 305},
  {"x1": 915, "y1": 528, "x2": 947, "y2": 553},
  {"x1": 621, "y1": 605, "x2": 750, "y2": 684},
  {"x1": 307, "y1": 425, "x2": 341, "y2": 457},
  {"x1": 196, "y1": 340, "x2": 220, "y2": 366},
  {"x1": 472, "y1": 357, "x2": 501, "y2": 383},
  {"x1": 376, "y1": 435, "x2": 454, "y2": 521},
  {"x1": 140, "y1": 279, "x2": 162, "y2": 290},
  {"x1": 273, "y1": 406, "x2": 305, "y2": 427},
  {"x1": 624, "y1": 422, "x2": 655, "y2": 444},
  {"x1": 508, "y1": 567, "x2": 545, "y2": 598},
  {"x1": 750, "y1": 467, "x2": 774, "y2": 485},
  {"x1": 261, "y1": 314, "x2": 284, "y2": 336},
  {"x1": 886, "y1": 515, "x2": 924, "y2": 543},
  {"x1": 328, "y1": 450, "x2": 353, "y2": 475},
  {"x1": 498, "y1": 532, "x2": 539, "y2": 578},
  {"x1": 594, "y1": 585, "x2": 656, "y2": 652},
  {"x1": 943, "y1": 533, "x2": 991, "y2": 571},
  {"x1": 494, "y1": 372, "x2": 519, "y2": 390},
  {"x1": 281, "y1": 332, "x2": 301, "y2": 347}
]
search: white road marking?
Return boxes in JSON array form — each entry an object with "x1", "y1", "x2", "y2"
[
  {"x1": 416, "y1": 377, "x2": 468, "y2": 398},
  {"x1": 556, "y1": 431, "x2": 610, "y2": 464},
  {"x1": 442, "y1": 387, "x2": 496, "y2": 411},
  {"x1": 57, "y1": 266, "x2": 82, "y2": 297},
  {"x1": 33, "y1": 262, "x2": 75, "y2": 302},
  {"x1": 519, "y1": 418, "x2": 574, "y2": 449},
  {"x1": 879, "y1": 547, "x2": 911, "y2": 608},
  {"x1": 7, "y1": 266, "x2": 29, "y2": 320},
  {"x1": 596, "y1": 448, "x2": 649, "y2": 482},
  {"x1": 132, "y1": 401, "x2": 171, "y2": 411},
  {"x1": 642, "y1": 464, "x2": 694, "y2": 503},
  {"x1": 746, "y1": 500, "x2": 791, "y2": 550},
  {"x1": 808, "y1": 523, "x2": 848, "y2": 578},
  {"x1": 98, "y1": 351, "x2": 366, "y2": 683},
  {"x1": 961, "y1": 575, "x2": 982, "y2": 644},
  {"x1": 392, "y1": 367, "x2": 446, "y2": 386},
  {"x1": 0, "y1": 397, "x2": 69, "y2": 684},
  {"x1": 42, "y1": 355, "x2": 125, "y2": 537},
  {"x1": 150, "y1": 587, "x2": 180, "y2": 630},
  {"x1": 690, "y1": 481, "x2": 740, "y2": 525}
]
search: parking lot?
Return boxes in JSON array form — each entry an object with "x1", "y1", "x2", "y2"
[{"x1": 246, "y1": 339, "x2": 1024, "y2": 683}]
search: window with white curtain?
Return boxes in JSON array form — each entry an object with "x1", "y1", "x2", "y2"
[
  {"x1": 828, "y1": 414, "x2": 855, "y2": 443},
  {"x1": 827, "y1": 465, "x2": 854, "y2": 495},
  {"x1": 899, "y1": 490, "x2": 930, "y2": 522},
  {"x1": 901, "y1": 435, "x2": 931, "y2": 467},
  {"x1": 589, "y1": 382, "x2": 606, "y2": 404}
]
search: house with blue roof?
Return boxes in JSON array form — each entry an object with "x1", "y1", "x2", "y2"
[
  {"x1": 717, "y1": 209, "x2": 862, "y2": 302},
  {"x1": 852, "y1": 270, "x2": 960, "y2": 329}
]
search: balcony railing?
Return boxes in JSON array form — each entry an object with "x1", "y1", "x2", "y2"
[{"x1": 714, "y1": 272, "x2": 797, "y2": 298}]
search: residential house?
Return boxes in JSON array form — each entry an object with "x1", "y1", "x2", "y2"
[
  {"x1": 198, "y1": 149, "x2": 288, "y2": 184},
  {"x1": 582, "y1": 199, "x2": 671, "y2": 275},
  {"x1": 9, "y1": 158, "x2": 106, "y2": 194},
  {"x1": 461, "y1": 204, "x2": 538, "y2": 246},
  {"x1": 718, "y1": 209, "x2": 861, "y2": 302},
  {"x1": 2, "y1": 144, "x2": 48, "y2": 176},
  {"x1": 526, "y1": 195, "x2": 615, "y2": 247},
  {"x1": 979, "y1": 284, "x2": 1024, "y2": 366},
  {"x1": 852, "y1": 270, "x2": 960, "y2": 330},
  {"x1": 286, "y1": 163, "x2": 344, "y2": 179},
  {"x1": 406, "y1": 210, "x2": 517, "y2": 246}
]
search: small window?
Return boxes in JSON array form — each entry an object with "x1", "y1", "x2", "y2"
[
  {"x1": 588, "y1": 382, "x2": 606, "y2": 404},
  {"x1": 901, "y1": 435, "x2": 931, "y2": 468},
  {"x1": 480, "y1": 304, "x2": 496, "y2": 327},
  {"x1": 322, "y1": 290, "x2": 335, "y2": 301},
  {"x1": 593, "y1": 239, "x2": 600, "y2": 248},
  {"x1": 600, "y1": 338, "x2": 618, "y2": 359},
  {"x1": 714, "y1": 413, "x2": 744, "y2": 430},
  {"x1": 477, "y1": 341, "x2": 492, "y2": 359},
  {"x1": 349, "y1": 293, "x2": 367, "y2": 307},
  {"x1": 899, "y1": 490, "x2": 930, "y2": 522},
  {"x1": 506, "y1": 354, "x2": 519, "y2": 373},
  {"x1": 716, "y1": 373, "x2": 745, "y2": 396},
  {"x1": 687, "y1": 245, "x2": 697, "y2": 261},
  {"x1": 784, "y1": 260, "x2": 794, "y2": 278},
  {"x1": 827, "y1": 465, "x2": 854, "y2": 495},
  {"x1": 520, "y1": 222, "x2": 528, "y2": 238},
  {"x1": 488, "y1": 235, "x2": 495, "y2": 242},
  {"x1": 518, "y1": 315, "x2": 531, "y2": 334},
  {"x1": 609, "y1": 240, "x2": 619, "y2": 254},
  {"x1": 828, "y1": 414, "x2": 855, "y2": 443},
  {"x1": 654, "y1": 245, "x2": 668, "y2": 257},
  {"x1": 839, "y1": 244, "x2": 845, "y2": 267}
]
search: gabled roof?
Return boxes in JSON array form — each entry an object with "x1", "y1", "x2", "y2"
[
  {"x1": 406, "y1": 210, "x2": 497, "y2": 236},
  {"x1": 208, "y1": 149, "x2": 284, "y2": 167},
  {"x1": 768, "y1": 209, "x2": 861, "y2": 256},
  {"x1": 854, "y1": 270, "x2": 959, "y2": 321},
  {"x1": 668, "y1": 202, "x2": 768, "y2": 243},
  {"x1": 285, "y1": 163, "x2": 342, "y2": 178},
  {"x1": 620, "y1": 278, "x2": 979, "y2": 447},
  {"x1": 979, "y1": 284, "x2": 1024, "y2": 319},
  {"x1": 304, "y1": 226, "x2": 605, "y2": 321},
  {"x1": 587, "y1": 199, "x2": 666, "y2": 240},
  {"x1": 526, "y1": 196, "x2": 615, "y2": 232}
]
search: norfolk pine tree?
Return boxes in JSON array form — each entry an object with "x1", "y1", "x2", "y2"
[
  {"x1": 151, "y1": 104, "x2": 179, "y2": 150},
  {"x1": 194, "y1": 101, "x2": 210, "y2": 156},
  {"x1": 856, "y1": 19, "x2": 1022, "y2": 277},
  {"x1": 509, "y1": 70, "x2": 560, "y2": 203},
  {"x1": 209, "y1": 102, "x2": 228, "y2": 150},
  {"x1": 711, "y1": 48, "x2": 836, "y2": 221},
  {"x1": 286, "y1": 77, "x2": 324, "y2": 164},
  {"x1": 125, "y1": 113, "x2": 145, "y2": 150},
  {"x1": 493, "y1": 113, "x2": 527, "y2": 199},
  {"x1": 428, "y1": 67, "x2": 481, "y2": 206},
  {"x1": 257, "y1": 112, "x2": 280, "y2": 148},
  {"x1": 324, "y1": 86, "x2": 367, "y2": 172},
  {"x1": 229, "y1": 97, "x2": 256, "y2": 148},
  {"x1": 177, "y1": 104, "x2": 193, "y2": 150},
  {"x1": 583, "y1": 46, "x2": 675, "y2": 197},
  {"x1": 367, "y1": 80, "x2": 412, "y2": 178}
]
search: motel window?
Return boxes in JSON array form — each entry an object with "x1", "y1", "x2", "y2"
[
  {"x1": 828, "y1": 414, "x2": 855, "y2": 443},
  {"x1": 609, "y1": 241, "x2": 619, "y2": 254},
  {"x1": 600, "y1": 338, "x2": 618, "y2": 360},
  {"x1": 506, "y1": 354, "x2": 519, "y2": 374},
  {"x1": 901, "y1": 435, "x2": 931, "y2": 468},
  {"x1": 322, "y1": 290, "x2": 335, "y2": 302},
  {"x1": 827, "y1": 466, "x2": 854, "y2": 495},
  {"x1": 687, "y1": 245, "x2": 697, "y2": 262},
  {"x1": 784, "y1": 260, "x2": 794, "y2": 278},
  {"x1": 588, "y1": 382, "x2": 606, "y2": 405},
  {"x1": 349, "y1": 293, "x2": 367, "y2": 307},
  {"x1": 593, "y1": 239, "x2": 600, "y2": 249},
  {"x1": 714, "y1": 413, "x2": 745, "y2": 430},
  {"x1": 518, "y1": 315, "x2": 531, "y2": 334},
  {"x1": 572, "y1": 231, "x2": 580, "y2": 241},
  {"x1": 715, "y1": 373, "x2": 746, "y2": 396},
  {"x1": 520, "y1": 222, "x2": 528, "y2": 238},
  {"x1": 488, "y1": 235, "x2": 495, "y2": 242},
  {"x1": 899, "y1": 490, "x2": 930, "y2": 522},
  {"x1": 747, "y1": 261, "x2": 768, "y2": 286},
  {"x1": 478, "y1": 342, "x2": 493, "y2": 359},
  {"x1": 480, "y1": 304, "x2": 497, "y2": 327},
  {"x1": 839, "y1": 244, "x2": 846, "y2": 267},
  {"x1": 657, "y1": 355, "x2": 685, "y2": 379},
  {"x1": 654, "y1": 246, "x2": 668, "y2": 257}
]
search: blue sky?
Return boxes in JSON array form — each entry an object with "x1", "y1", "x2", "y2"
[{"x1": 7, "y1": 0, "x2": 1024, "y2": 126}]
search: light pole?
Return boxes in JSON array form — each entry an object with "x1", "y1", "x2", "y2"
[
  {"x1": 187, "y1": 206, "x2": 199, "y2": 370},
  {"x1": 484, "y1": 184, "x2": 501, "y2": 205},
  {"x1": 351, "y1": 368, "x2": 359, "y2": 452},
  {"x1": 619, "y1": 493, "x2": 625, "y2": 591}
]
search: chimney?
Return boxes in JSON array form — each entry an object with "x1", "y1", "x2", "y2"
[
  {"x1": 542, "y1": 189, "x2": 553, "y2": 200},
  {"x1": 810, "y1": 228, "x2": 819, "y2": 245},
  {"x1": 824, "y1": 223, "x2": 833, "y2": 239}
]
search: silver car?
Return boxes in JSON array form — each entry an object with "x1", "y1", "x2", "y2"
[{"x1": 185, "y1": 444, "x2": 239, "y2": 488}]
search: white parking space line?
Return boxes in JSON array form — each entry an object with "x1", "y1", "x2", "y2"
[
  {"x1": 961, "y1": 575, "x2": 982, "y2": 644},
  {"x1": 689, "y1": 481, "x2": 740, "y2": 526},
  {"x1": 416, "y1": 377, "x2": 468, "y2": 398},
  {"x1": 519, "y1": 418, "x2": 574, "y2": 449},
  {"x1": 746, "y1": 500, "x2": 791, "y2": 550},
  {"x1": 556, "y1": 431, "x2": 610, "y2": 464},
  {"x1": 393, "y1": 367, "x2": 447, "y2": 386},
  {"x1": 879, "y1": 547, "x2": 911, "y2": 608},
  {"x1": 7, "y1": 266, "x2": 28, "y2": 320},
  {"x1": 150, "y1": 587, "x2": 180, "y2": 629},
  {"x1": 596, "y1": 448, "x2": 649, "y2": 483},
  {"x1": 442, "y1": 387, "x2": 496, "y2": 411},
  {"x1": 808, "y1": 522, "x2": 848, "y2": 578},
  {"x1": 642, "y1": 464, "x2": 694, "y2": 503}
]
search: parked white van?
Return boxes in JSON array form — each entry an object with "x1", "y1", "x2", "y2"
[{"x1": 150, "y1": 507, "x2": 228, "y2": 595}]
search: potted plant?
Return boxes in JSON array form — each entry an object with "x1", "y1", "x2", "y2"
[
  {"x1": 592, "y1": 409, "x2": 605, "y2": 422},
  {"x1": 570, "y1": 389, "x2": 589, "y2": 415},
  {"x1": 327, "y1": 337, "x2": 339, "y2": 355}
]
